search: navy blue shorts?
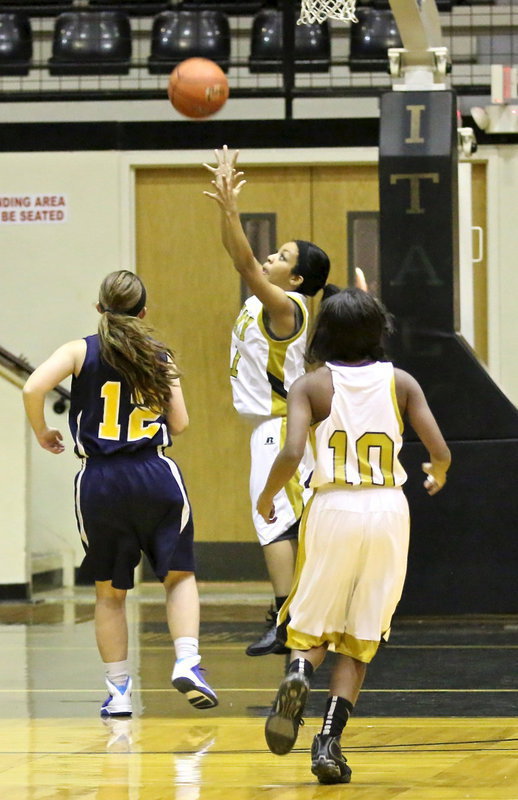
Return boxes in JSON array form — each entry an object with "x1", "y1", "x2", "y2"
[{"x1": 74, "y1": 449, "x2": 195, "y2": 590}]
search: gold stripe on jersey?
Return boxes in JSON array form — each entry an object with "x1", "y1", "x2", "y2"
[
  {"x1": 230, "y1": 307, "x2": 255, "y2": 379},
  {"x1": 285, "y1": 626, "x2": 381, "y2": 663},
  {"x1": 233, "y1": 305, "x2": 255, "y2": 341},
  {"x1": 279, "y1": 417, "x2": 304, "y2": 520},
  {"x1": 277, "y1": 494, "x2": 313, "y2": 629},
  {"x1": 257, "y1": 297, "x2": 308, "y2": 416}
]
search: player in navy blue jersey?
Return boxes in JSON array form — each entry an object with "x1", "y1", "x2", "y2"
[{"x1": 23, "y1": 270, "x2": 218, "y2": 717}]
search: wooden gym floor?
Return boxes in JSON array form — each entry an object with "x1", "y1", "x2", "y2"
[{"x1": 0, "y1": 582, "x2": 517, "y2": 799}]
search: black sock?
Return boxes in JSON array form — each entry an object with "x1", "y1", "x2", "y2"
[
  {"x1": 320, "y1": 696, "x2": 354, "y2": 738},
  {"x1": 275, "y1": 595, "x2": 288, "y2": 612},
  {"x1": 287, "y1": 657, "x2": 314, "y2": 679}
]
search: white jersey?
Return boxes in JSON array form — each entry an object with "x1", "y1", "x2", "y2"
[
  {"x1": 230, "y1": 293, "x2": 308, "y2": 418},
  {"x1": 310, "y1": 361, "x2": 407, "y2": 489}
]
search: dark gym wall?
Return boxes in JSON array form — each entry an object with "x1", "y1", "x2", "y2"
[{"x1": 379, "y1": 91, "x2": 518, "y2": 614}]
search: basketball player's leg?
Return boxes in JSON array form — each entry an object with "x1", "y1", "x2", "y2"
[
  {"x1": 247, "y1": 418, "x2": 305, "y2": 656},
  {"x1": 245, "y1": 532, "x2": 296, "y2": 656},
  {"x1": 95, "y1": 580, "x2": 133, "y2": 717},
  {"x1": 310, "y1": 653, "x2": 365, "y2": 785},
  {"x1": 78, "y1": 466, "x2": 130, "y2": 665},
  {"x1": 76, "y1": 461, "x2": 137, "y2": 715},
  {"x1": 138, "y1": 460, "x2": 217, "y2": 710},
  {"x1": 95, "y1": 580, "x2": 128, "y2": 662},
  {"x1": 263, "y1": 536, "x2": 297, "y2": 598},
  {"x1": 163, "y1": 570, "x2": 199, "y2": 640},
  {"x1": 329, "y1": 653, "x2": 367, "y2": 704},
  {"x1": 265, "y1": 644, "x2": 326, "y2": 755},
  {"x1": 165, "y1": 570, "x2": 218, "y2": 709}
]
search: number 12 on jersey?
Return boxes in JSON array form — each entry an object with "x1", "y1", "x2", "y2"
[{"x1": 98, "y1": 381, "x2": 162, "y2": 442}]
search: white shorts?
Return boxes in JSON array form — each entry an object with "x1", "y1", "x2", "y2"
[
  {"x1": 249, "y1": 416, "x2": 313, "y2": 546},
  {"x1": 279, "y1": 486, "x2": 410, "y2": 662}
]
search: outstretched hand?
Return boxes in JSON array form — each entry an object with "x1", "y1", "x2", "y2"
[
  {"x1": 204, "y1": 144, "x2": 239, "y2": 181},
  {"x1": 38, "y1": 427, "x2": 65, "y2": 454},
  {"x1": 203, "y1": 144, "x2": 246, "y2": 207}
]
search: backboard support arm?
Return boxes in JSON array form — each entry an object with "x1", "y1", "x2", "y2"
[{"x1": 388, "y1": 0, "x2": 449, "y2": 89}]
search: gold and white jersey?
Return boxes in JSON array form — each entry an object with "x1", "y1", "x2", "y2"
[
  {"x1": 230, "y1": 293, "x2": 308, "y2": 418},
  {"x1": 310, "y1": 361, "x2": 407, "y2": 489}
]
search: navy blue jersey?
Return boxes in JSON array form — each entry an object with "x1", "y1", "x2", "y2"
[{"x1": 69, "y1": 334, "x2": 171, "y2": 457}]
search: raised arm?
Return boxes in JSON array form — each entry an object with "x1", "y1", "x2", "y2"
[
  {"x1": 256, "y1": 375, "x2": 313, "y2": 521},
  {"x1": 23, "y1": 339, "x2": 85, "y2": 453},
  {"x1": 204, "y1": 147, "x2": 256, "y2": 266},
  {"x1": 204, "y1": 147, "x2": 298, "y2": 336},
  {"x1": 395, "y1": 368, "x2": 451, "y2": 495}
]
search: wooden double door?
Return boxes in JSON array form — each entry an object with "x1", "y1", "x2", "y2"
[{"x1": 135, "y1": 162, "x2": 486, "y2": 545}]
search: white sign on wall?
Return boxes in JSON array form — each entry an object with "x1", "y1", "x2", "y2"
[{"x1": 0, "y1": 195, "x2": 68, "y2": 224}]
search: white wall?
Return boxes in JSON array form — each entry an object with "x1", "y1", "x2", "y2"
[
  {"x1": 0, "y1": 367, "x2": 28, "y2": 587},
  {"x1": 0, "y1": 150, "x2": 123, "y2": 581},
  {"x1": 0, "y1": 145, "x2": 516, "y2": 588},
  {"x1": 484, "y1": 145, "x2": 518, "y2": 403},
  {"x1": 0, "y1": 151, "x2": 122, "y2": 364}
]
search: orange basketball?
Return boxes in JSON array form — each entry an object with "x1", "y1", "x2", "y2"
[{"x1": 167, "y1": 58, "x2": 229, "y2": 119}]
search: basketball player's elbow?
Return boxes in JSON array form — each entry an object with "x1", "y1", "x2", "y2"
[
  {"x1": 280, "y1": 443, "x2": 304, "y2": 470},
  {"x1": 22, "y1": 378, "x2": 46, "y2": 408},
  {"x1": 168, "y1": 413, "x2": 189, "y2": 436}
]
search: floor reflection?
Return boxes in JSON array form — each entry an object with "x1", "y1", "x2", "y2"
[{"x1": 0, "y1": 585, "x2": 517, "y2": 799}]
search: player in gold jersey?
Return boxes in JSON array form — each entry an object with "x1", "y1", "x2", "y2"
[{"x1": 257, "y1": 287, "x2": 451, "y2": 784}]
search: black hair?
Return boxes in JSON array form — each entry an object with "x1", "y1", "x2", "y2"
[
  {"x1": 293, "y1": 240, "x2": 330, "y2": 297},
  {"x1": 306, "y1": 288, "x2": 395, "y2": 364}
]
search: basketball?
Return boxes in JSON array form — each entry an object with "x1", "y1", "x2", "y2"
[{"x1": 167, "y1": 58, "x2": 229, "y2": 119}]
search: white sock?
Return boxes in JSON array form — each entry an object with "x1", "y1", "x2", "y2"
[
  {"x1": 104, "y1": 660, "x2": 130, "y2": 686},
  {"x1": 174, "y1": 636, "x2": 199, "y2": 661}
]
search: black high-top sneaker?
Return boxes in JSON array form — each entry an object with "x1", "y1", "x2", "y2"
[
  {"x1": 265, "y1": 672, "x2": 310, "y2": 754},
  {"x1": 311, "y1": 733, "x2": 352, "y2": 784},
  {"x1": 246, "y1": 607, "x2": 290, "y2": 656}
]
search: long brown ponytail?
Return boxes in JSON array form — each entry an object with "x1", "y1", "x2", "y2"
[{"x1": 98, "y1": 270, "x2": 179, "y2": 415}]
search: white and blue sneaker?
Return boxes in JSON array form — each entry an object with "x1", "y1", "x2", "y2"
[
  {"x1": 172, "y1": 656, "x2": 218, "y2": 710},
  {"x1": 100, "y1": 676, "x2": 133, "y2": 718}
]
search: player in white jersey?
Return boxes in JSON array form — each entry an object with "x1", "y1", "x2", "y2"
[
  {"x1": 204, "y1": 147, "x2": 330, "y2": 656},
  {"x1": 257, "y1": 287, "x2": 451, "y2": 784}
]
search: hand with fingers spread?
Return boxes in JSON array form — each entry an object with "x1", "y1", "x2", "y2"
[
  {"x1": 203, "y1": 171, "x2": 246, "y2": 211},
  {"x1": 203, "y1": 145, "x2": 245, "y2": 202},
  {"x1": 203, "y1": 144, "x2": 238, "y2": 178}
]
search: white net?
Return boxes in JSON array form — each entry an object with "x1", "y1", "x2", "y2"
[{"x1": 298, "y1": 0, "x2": 358, "y2": 24}]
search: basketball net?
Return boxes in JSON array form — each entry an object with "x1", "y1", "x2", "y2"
[{"x1": 298, "y1": 0, "x2": 358, "y2": 25}]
